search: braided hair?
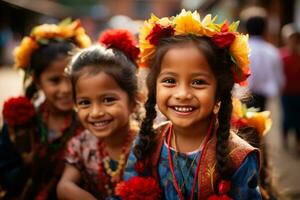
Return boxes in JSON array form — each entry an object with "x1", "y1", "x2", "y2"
[{"x1": 134, "y1": 34, "x2": 235, "y2": 180}]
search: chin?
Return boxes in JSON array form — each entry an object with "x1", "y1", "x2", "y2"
[{"x1": 56, "y1": 105, "x2": 74, "y2": 112}]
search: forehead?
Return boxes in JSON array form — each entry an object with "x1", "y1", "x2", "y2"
[
  {"x1": 160, "y1": 44, "x2": 213, "y2": 75},
  {"x1": 42, "y1": 56, "x2": 69, "y2": 75},
  {"x1": 75, "y1": 71, "x2": 122, "y2": 94}
]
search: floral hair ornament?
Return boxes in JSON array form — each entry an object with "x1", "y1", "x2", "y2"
[
  {"x1": 98, "y1": 29, "x2": 140, "y2": 62},
  {"x1": 139, "y1": 9, "x2": 251, "y2": 85},
  {"x1": 231, "y1": 98, "x2": 272, "y2": 137},
  {"x1": 14, "y1": 18, "x2": 92, "y2": 70}
]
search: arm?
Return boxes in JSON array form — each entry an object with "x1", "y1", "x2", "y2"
[
  {"x1": 57, "y1": 163, "x2": 97, "y2": 200},
  {"x1": 229, "y1": 152, "x2": 262, "y2": 200}
]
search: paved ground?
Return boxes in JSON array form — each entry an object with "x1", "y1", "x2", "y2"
[{"x1": 0, "y1": 67, "x2": 299, "y2": 199}]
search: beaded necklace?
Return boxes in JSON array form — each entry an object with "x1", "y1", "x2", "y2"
[
  {"x1": 97, "y1": 130, "x2": 133, "y2": 195},
  {"x1": 167, "y1": 121, "x2": 213, "y2": 200}
]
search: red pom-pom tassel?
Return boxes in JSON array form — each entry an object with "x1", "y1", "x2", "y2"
[
  {"x1": 98, "y1": 29, "x2": 140, "y2": 61},
  {"x1": 115, "y1": 176, "x2": 161, "y2": 200}
]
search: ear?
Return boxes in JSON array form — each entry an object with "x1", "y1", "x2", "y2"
[{"x1": 213, "y1": 101, "x2": 221, "y2": 114}]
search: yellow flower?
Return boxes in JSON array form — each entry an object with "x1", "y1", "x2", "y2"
[
  {"x1": 173, "y1": 9, "x2": 201, "y2": 35},
  {"x1": 14, "y1": 19, "x2": 91, "y2": 70},
  {"x1": 232, "y1": 98, "x2": 245, "y2": 119},
  {"x1": 230, "y1": 34, "x2": 250, "y2": 73},
  {"x1": 31, "y1": 24, "x2": 61, "y2": 39},
  {"x1": 14, "y1": 37, "x2": 38, "y2": 69},
  {"x1": 174, "y1": 10, "x2": 217, "y2": 37},
  {"x1": 246, "y1": 111, "x2": 272, "y2": 137},
  {"x1": 139, "y1": 14, "x2": 160, "y2": 64},
  {"x1": 75, "y1": 30, "x2": 92, "y2": 48}
]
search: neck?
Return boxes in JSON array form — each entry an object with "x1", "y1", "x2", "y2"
[
  {"x1": 104, "y1": 123, "x2": 130, "y2": 149},
  {"x1": 46, "y1": 105, "x2": 72, "y2": 118},
  {"x1": 103, "y1": 123, "x2": 131, "y2": 161},
  {"x1": 171, "y1": 120, "x2": 211, "y2": 153}
]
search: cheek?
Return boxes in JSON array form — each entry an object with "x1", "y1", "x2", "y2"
[{"x1": 77, "y1": 109, "x2": 88, "y2": 122}]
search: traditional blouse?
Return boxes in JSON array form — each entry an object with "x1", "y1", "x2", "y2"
[{"x1": 124, "y1": 137, "x2": 262, "y2": 200}]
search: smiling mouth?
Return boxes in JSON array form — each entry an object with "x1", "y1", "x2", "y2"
[
  {"x1": 90, "y1": 120, "x2": 112, "y2": 128},
  {"x1": 171, "y1": 106, "x2": 196, "y2": 113}
]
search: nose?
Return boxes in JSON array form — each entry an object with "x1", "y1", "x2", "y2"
[
  {"x1": 173, "y1": 84, "x2": 192, "y2": 100},
  {"x1": 60, "y1": 78, "x2": 71, "y2": 94},
  {"x1": 90, "y1": 104, "x2": 105, "y2": 119}
]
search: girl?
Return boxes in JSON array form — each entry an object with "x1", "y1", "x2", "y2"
[
  {"x1": 118, "y1": 10, "x2": 261, "y2": 200},
  {"x1": 0, "y1": 19, "x2": 91, "y2": 199},
  {"x1": 57, "y1": 29, "x2": 139, "y2": 199}
]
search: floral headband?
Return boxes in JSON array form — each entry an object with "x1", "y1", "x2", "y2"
[
  {"x1": 98, "y1": 29, "x2": 140, "y2": 62},
  {"x1": 139, "y1": 9, "x2": 251, "y2": 85},
  {"x1": 231, "y1": 98, "x2": 272, "y2": 137},
  {"x1": 14, "y1": 18, "x2": 92, "y2": 70}
]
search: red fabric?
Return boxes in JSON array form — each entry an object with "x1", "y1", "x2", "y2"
[
  {"x1": 280, "y1": 48, "x2": 300, "y2": 95},
  {"x1": 208, "y1": 194, "x2": 232, "y2": 200}
]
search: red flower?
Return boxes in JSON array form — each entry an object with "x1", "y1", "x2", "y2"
[
  {"x1": 231, "y1": 66, "x2": 250, "y2": 86},
  {"x1": 134, "y1": 161, "x2": 146, "y2": 174},
  {"x1": 208, "y1": 194, "x2": 232, "y2": 200},
  {"x1": 212, "y1": 32, "x2": 236, "y2": 48},
  {"x1": 98, "y1": 29, "x2": 140, "y2": 61},
  {"x1": 146, "y1": 23, "x2": 175, "y2": 45},
  {"x1": 218, "y1": 180, "x2": 231, "y2": 195},
  {"x1": 212, "y1": 22, "x2": 236, "y2": 48},
  {"x1": 2, "y1": 96, "x2": 36, "y2": 127},
  {"x1": 231, "y1": 117, "x2": 248, "y2": 128},
  {"x1": 115, "y1": 176, "x2": 161, "y2": 200},
  {"x1": 208, "y1": 180, "x2": 232, "y2": 200}
]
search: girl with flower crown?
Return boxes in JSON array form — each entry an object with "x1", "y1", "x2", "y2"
[
  {"x1": 57, "y1": 29, "x2": 139, "y2": 200},
  {"x1": 0, "y1": 19, "x2": 91, "y2": 199},
  {"x1": 116, "y1": 10, "x2": 262, "y2": 200}
]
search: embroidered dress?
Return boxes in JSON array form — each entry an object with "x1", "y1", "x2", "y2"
[
  {"x1": 0, "y1": 102, "x2": 82, "y2": 200},
  {"x1": 124, "y1": 123, "x2": 262, "y2": 200},
  {"x1": 65, "y1": 129, "x2": 133, "y2": 199}
]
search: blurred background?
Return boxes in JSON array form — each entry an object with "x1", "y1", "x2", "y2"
[{"x1": 0, "y1": 0, "x2": 299, "y2": 199}]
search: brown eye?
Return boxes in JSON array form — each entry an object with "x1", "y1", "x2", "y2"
[{"x1": 192, "y1": 79, "x2": 206, "y2": 85}]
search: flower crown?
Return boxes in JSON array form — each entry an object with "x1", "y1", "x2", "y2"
[
  {"x1": 139, "y1": 9, "x2": 251, "y2": 85},
  {"x1": 14, "y1": 18, "x2": 92, "y2": 70},
  {"x1": 98, "y1": 29, "x2": 140, "y2": 62},
  {"x1": 231, "y1": 98, "x2": 272, "y2": 137}
]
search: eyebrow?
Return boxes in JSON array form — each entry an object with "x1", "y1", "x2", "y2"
[
  {"x1": 158, "y1": 71, "x2": 211, "y2": 78},
  {"x1": 158, "y1": 71, "x2": 177, "y2": 77}
]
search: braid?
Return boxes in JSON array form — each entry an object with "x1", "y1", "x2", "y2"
[
  {"x1": 25, "y1": 81, "x2": 38, "y2": 100},
  {"x1": 133, "y1": 90, "x2": 157, "y2": 174},
  {"x1": 216, "y1": 93, "x2": 233, "y2": 180}
]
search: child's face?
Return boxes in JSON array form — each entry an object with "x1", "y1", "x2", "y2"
[
  {"x1": 75, "y1": 71, "x2": 133, "y2": 138},
  {"x1": 156, "y1": 45, "x2": 217, "y2": 130},
  {"x1": 38, "y1": 56, "x2": 73, "y2": 112}
]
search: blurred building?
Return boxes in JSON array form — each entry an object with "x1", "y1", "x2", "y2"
[{"x1": 0, "y1": 0, "x2": 299, "y2": 65}]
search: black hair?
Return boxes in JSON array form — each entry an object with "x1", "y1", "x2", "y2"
[
  {"x1": 246, "y1": 16, "x2": 267, "y2": 36},
  {"x1": 69, "y1": 45, "x2": 138, "y2": 105},
  {"x1": 134, "y1": 34, "x2": 235, "y2": 180},
  {"x1": 25, "y1": 40, "x2": 74, "y2": 99}
]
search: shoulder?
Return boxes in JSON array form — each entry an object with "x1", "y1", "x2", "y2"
[
  {"x1": 67, "y1": 129, "x2": 97, "y2": 149},
  {"x1": 154, "y1": 121, "x2": 171, "y2": 136},
  {"x1": 227, "y1": 132, "x2": 260, "y2": 170}
]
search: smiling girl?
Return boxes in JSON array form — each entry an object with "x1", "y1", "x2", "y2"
[
  {"x1": 0, "y1": 19, "x2": 91, "y2": 199},
  {"x1": 57, "y1": 29, "x2": 139, "y2": 200},
  {"x1": 119, "y1": 10, "x2": 262, "y2": 200}
]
